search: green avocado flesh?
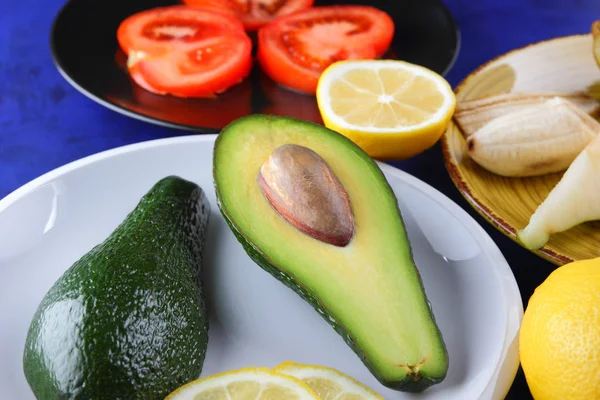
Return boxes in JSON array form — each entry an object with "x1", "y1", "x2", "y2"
[
  {"x1": 214, "y1": 115, "x2": 448, "y2": 392},
  {"x1": 23, "y1": 176, "x2": 211, "y2": 400}
]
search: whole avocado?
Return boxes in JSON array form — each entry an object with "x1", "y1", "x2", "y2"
[{"x1": 23, "y1": 176, "x2": 211, "y2": 400}]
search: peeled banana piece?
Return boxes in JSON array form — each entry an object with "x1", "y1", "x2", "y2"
[
  {"x1": 518, "y1": 133, "x2": 600, "y2": 249},
  {"x1": 466, "y1": 97, "x2": 600, "y2": 177},
  {"x1": 455, "y1": 92, "x2": 600, "y2": 136}
]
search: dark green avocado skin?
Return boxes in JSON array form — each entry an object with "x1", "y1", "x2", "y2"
[{"x1": 23, "y1": 176, "x2": 211, "y2": 400}]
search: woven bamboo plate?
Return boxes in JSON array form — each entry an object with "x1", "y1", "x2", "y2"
[{"x1": 441, "y1": 33, "x2": 600, "y2": 266}]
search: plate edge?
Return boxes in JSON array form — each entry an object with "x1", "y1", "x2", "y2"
[
  {"x1": 0, "y1": 136, "x2": 524, "y2": 398},
  {"x1": 439, "y1": 33, "x2": 593, "y2": 267},
  {"x1": 0, "y1": 135, "x2": 218, "y2": 213}
]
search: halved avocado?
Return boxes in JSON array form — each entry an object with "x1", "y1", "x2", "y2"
[{"x1": 213, "y1": 114, "x2": 448, "y2": 392}]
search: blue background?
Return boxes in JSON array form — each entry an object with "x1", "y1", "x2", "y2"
[{"x1": 2, "y1": 0, "x2": 600, "y2": 398}]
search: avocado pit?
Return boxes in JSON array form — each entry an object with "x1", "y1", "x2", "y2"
[{"x1": 258, "y1": 144, "x2": 354, "y2": 246}]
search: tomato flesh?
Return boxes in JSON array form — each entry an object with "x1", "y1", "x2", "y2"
[
  {"x1": 129, "y1": 36, "x2": 253, "y2": 97},
  {"x1": 257, "y1": 5, "x2": 395, "y2": 94},
  {"x1": 117, "y1": 6, "x2": 252, "y2": 98},
  {"x1": 182, "y1": 0, "x2": 314, "y2": 31}
]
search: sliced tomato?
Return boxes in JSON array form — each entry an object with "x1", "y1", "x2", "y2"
[
  {"x1": 182, "y1": 0, "x2": 314, "y2": 31},
  {"x1": 117, "y1": 6, "x2": 252, "y2": 98},
  {"x1": 177, "y1": 0, "x2": 239, "y2": 19},
  {"x1": 257, "y1": 5, "x2": 395, "y2": 94}
]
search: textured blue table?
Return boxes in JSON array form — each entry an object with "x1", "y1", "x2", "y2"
[{"x1": 2, "y1": 0, "x2": 600, "y2": 398}]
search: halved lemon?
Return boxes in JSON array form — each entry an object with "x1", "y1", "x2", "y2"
[
  {"x1": 316, "y1": 59, "x2": 456, "y2": 160},
  {"x1": 593, "y1": 20, "x2": 600, "y2": 67},
  {"x1": 273, "y1": 361, "x2": 383, "y2": 400},
  {"x1": 165, "y1": 367, "x2": 321, "y2": 400}
]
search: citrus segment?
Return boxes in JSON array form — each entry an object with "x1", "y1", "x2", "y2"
[
  {"x1": 316, "y1": 60, "x2": 456, "y2": 160},
  {"x1": 274, "y1": 361, "x2": 383, "y2": 400},
  {"x1": 165, "y1": 367, "x2": 321, "y2": 400}
]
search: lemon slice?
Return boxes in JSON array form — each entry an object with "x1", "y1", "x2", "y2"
[
  {"x1": 593, "y1": 20, "x2": 600, "y2": 67},
  {"x1": 273, "y1": 361, "x2": 383, "y2": 400},
  {"x1": 316, "y1": 59, "x2": 456, "y2": 160},
  {"x1": 165, "y1": 367, "x2": 320, "y2": 400}
]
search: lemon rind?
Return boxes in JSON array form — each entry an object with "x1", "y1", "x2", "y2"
[
  {"x1": 273, "y1": 361, "x2": 384, "y2": 399},
  {"x1": 165, "y1": 366, "x2": 320, "y2": 400}
]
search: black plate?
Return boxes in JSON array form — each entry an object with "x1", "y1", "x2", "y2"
[{"x1": 50, "y1": 0, "x2": 460, "y2": 133}]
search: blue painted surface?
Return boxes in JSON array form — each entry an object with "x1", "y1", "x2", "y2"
[{"x1": 1, "y1": 0, "x2": 599, "y2": 398}]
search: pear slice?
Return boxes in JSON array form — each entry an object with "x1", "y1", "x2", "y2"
[{"x1": 517, "y1": 133, "x2": 600, "y2": 250}]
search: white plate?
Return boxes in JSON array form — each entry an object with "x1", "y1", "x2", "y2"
[{"x1": 0, "y1": 135, "x2": 523, "y2": 399}]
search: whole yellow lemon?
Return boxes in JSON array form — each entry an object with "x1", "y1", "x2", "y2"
[{"x1": 519, "y1": 257, "x2": 600, "y2": 399}]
